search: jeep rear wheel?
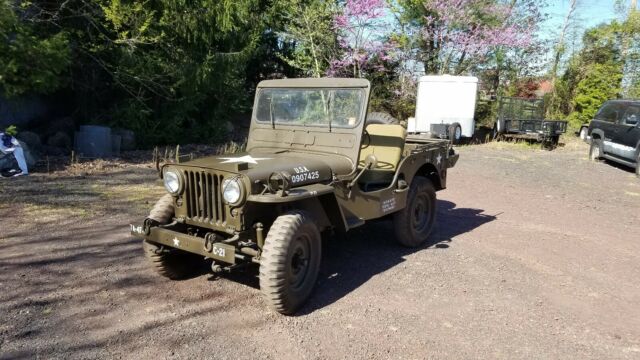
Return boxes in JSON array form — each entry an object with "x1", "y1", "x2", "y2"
[
  {"x1": 393, "y1": 177, "x2": 436, "y2": 247},
  {"x1": 260, "y1": 210, "x2": 321, "y2": 315},
  {"x1": 636, "y1": 152, "x2": 640, "y2": 178},
  {"x1": 143, "y1": 195, "x2": 200, "y2": 280},
  {"x1": 589, "y1": 138, "x2": 602, "y2": 161}
]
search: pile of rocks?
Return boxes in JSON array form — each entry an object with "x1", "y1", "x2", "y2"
[{"x1": 0, "y1": 119, "x2": 137, "y2": 173}]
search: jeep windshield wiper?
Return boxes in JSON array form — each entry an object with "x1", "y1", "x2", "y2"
[
  {"x1": 270, "y1": 99, "x2": 275, "y2": 129},
  {"x1": 327, "y1": 91, "x2": 333, "y2": 132}
]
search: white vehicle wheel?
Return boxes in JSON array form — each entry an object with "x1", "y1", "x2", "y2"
[
  {"x1": 579, "y1": 127, "x2": 588, "y2": 141},
  {"x1": 589, "y1": 139, "x2": 602, "y2": 161}
]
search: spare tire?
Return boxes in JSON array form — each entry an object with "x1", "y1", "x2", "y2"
[
  {"x1": 366, "y1": 112, "x2": 399, "y2": 125},
  {"x1": 448, "y1": 122, "x2": 462, "y2": 145}
]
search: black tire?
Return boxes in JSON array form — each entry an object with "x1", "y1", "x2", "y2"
[
  {"x1": 260, "y1": 210, "x2": 321, "y2": 315},
  {"x1": 148, "y1": 194, "x2": 174, "y2": 223},
  {"x1": 143, "y1": 195, "x2": 200, "y2": 280},
  {"x1": 448, "y1": 122, "x2": 462, "y2": 144},
  {"x1": 366, "y1": 112, "x2": 399, "y2": 125},
  {"x1": 393, "y1": 177, "x2": 436, "y2": 247},
  {"x1": 491, "y1": 124, "x2": 500, "y2": 141},
  {"x1": 143, "y1": 240, "x2": 201, "y2": 280},
  {"x1": 635, "y1": 151, "x2": 639, "y2": 178},
  {"x1": 589, "y1": 138, "x2": 602, "y2": 161},
  {"x1": 543, "y1": 135, "x2": 560, "y2": 150}
]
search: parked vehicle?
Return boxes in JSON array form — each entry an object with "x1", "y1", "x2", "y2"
[
  {"x1": 130, "y1": 78, "x2": 459, "y2": 314},
  {"x1": 588, "y1": 100, "x2": 640, "y2": 177},
  {"x1": 407, "y1": 75, "x2": 478, "y2": 144},
  {"x1": 492, "y1": 97, "x2": 567, "y2": 149}
]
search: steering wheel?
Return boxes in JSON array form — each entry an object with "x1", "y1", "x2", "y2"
[{"x1": 361, "y1": 129, "x2": 371, "y2": 149}]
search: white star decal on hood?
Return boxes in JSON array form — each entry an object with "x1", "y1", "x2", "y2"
[{"x1": 219, "y1": 155, "x2": 271, "y2": 165}]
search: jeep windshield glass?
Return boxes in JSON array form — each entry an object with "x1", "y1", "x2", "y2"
[{"x1": 255, "y1": 88, "x2": 364, "y2": 128}]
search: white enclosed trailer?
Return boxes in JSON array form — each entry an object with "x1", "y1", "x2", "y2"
[{"x1": 408, "y1": 75, "x2": 479, "y2": 143}]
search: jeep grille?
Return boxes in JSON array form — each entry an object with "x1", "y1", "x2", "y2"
[{"x1": 184, "y1": 170, "x2": 226, "y2": 224}]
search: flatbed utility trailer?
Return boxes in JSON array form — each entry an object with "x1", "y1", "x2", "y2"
[{"x1": 492, "y1": 97, "x2": 567, "y2": 149}]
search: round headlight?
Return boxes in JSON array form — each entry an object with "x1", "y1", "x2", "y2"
[
  {"x1": 222, "y1": 178, "x2": 242, "y2": 205},
  {"x1": 164, "y1": 170, "x2": 181, "y2": 195}
]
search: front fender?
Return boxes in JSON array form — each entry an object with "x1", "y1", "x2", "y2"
[
  {"x1": 247, "y1": 183, "x2": 348, "y2": 233},
  {"x1": 590, "y1": 128, "x2": 605, "y2": 140},
  {"x1": 247, "y1": 183, "x2": 335, "y2": 203}
]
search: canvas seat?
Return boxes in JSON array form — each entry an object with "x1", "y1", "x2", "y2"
[{"x1": 358, "y1": 124, "x2": 407, "y2": 189}]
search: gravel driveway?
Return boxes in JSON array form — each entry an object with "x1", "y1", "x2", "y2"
[{"x1": 1, "y1": 140, "x2": 639, "y2": 359}]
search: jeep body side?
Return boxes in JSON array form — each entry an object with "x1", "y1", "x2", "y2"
[{"x1": 131, "y1": 78, "x2": 458, "y2": 313}]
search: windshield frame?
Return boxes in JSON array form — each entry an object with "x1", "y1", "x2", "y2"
[{"x1": 253, "y1": 87, "x2": 367, "y2": 129}]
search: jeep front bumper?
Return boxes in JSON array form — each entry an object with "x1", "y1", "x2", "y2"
[{"x1": 131, "y1": 225, "x2": 236, "y2": 264}]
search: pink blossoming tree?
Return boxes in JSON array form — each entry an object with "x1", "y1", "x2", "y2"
[
  {"x1": 329, "y1": 0, "x2": 398, "y2": 77},
  {"x1": 419, "y1": 0, "x2": 541, "y2": 75}
]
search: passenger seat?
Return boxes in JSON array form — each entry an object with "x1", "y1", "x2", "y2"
[{"x1": 358, "y1": 124, "x2": 407, "y2": 189}]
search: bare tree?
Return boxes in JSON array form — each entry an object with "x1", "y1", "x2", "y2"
[{"x1": 547, "y1": 0, "x2": 579, "y2": 117}]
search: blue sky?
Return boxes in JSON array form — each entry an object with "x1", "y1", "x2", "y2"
[{"x1": 541, "y1": 0, "x2": 620, "y2": 40}]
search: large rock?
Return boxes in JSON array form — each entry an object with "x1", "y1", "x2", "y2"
[
  {"x1": 47, "y1": 117, "x2": 75, "y2": 136},
  {"x1": 47, "y1": 131, "x2": 72, "y2": 150},
  {"x1": 15, "y1": 131, "x2": 42, "y2": 153},
  {"x1": 112, "y1": 128, "x2": 136, "y2": 151}
]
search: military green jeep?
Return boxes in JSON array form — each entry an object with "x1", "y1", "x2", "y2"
[{"x1": 131, "y1": 78, "x2": 458, "y2": 314}]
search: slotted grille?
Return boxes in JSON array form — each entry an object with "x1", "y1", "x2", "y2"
[{"x1": 184, "y1": 170, "x2": 225, "y2": 224}]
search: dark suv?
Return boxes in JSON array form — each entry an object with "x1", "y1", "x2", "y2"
[{"x1": 588, "y1": 100, "x2": 640, "y2": 177}]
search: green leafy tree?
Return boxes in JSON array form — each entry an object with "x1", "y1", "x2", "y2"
[
  {"x1": 568, "y1": 64, "x2": 623, "y2": 127},
  {"x1": 0, "y1": 0, "x2": 70, "y2": 97},
  {"x1": 553, "y1": 22, "x2": 625, "y2": 129},
  {"x1": 274, "y1": 0, "x2": 339, "y2": 77}
]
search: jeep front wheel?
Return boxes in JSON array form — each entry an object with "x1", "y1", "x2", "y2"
[
  {"x1": 393, "y1": 177, "x2": 436, "y2": 247},
  {"x1": 259, "y1": 210, "x2": 321, "y2": 315},
  {"x1": 143, "y1": 195, "x2": 200, "y2": 280},
  {"x1": 143, "y1": 240, "x2": 200, "y2": 280}
]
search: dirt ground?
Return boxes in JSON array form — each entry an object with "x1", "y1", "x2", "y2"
[{"x1": 1, "y1": 138, "x2": 639, "y2": 360}]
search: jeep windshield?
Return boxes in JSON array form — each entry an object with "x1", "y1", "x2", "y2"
[{"x1": 255, "y1": 88, "x2": 365, "y2": 128}]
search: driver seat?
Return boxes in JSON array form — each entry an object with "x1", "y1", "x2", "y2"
[{"x1": 358, "y1": 124, "x2": 407, "y2": 189}]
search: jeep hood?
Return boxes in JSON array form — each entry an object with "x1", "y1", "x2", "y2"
[{"x1": 177, "y1": 151, "x2": 352, "y2": 189}]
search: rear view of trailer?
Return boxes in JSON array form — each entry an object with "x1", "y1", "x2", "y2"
[{"x1": 408, "y1": 75, "x2": 478, "y2": 144}]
